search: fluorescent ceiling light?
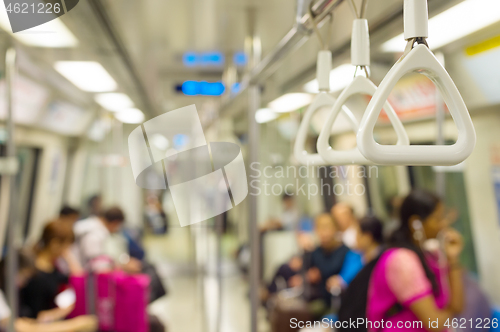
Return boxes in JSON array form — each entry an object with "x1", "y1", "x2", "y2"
[
  {"x1": 0, "y1": 0, "x2": 77, "y2": 47},
  {"x1": 95, "y1": 93, "x2": 134, "y2": 112},
  {"x1": 255, "y1": 108, "x2": 279, "y2": 124},
  {"x1": 115, "y1": 108, "x2": 145, "y2": 124},
  {"x1": 382, "y1": 0, "x2": 500, "y2": 52},
  {"x1": 303, "y1": 64, "x2": 356, "y2": 94},
  {"x1": 268, "y1": 93, "x2": 314, "y2": 113},
  {"x1": 55, "y1": 61, "x2": 117, "y2": 92},
  {"x1": 150, "y1": 134, "x2": 170, "y2": 150}
]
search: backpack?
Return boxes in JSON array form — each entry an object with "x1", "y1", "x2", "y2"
[{"x1": 337, "y1": 253, "x2": 383, "y2": 332}]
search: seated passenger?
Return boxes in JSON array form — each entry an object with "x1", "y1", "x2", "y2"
[
  {"x1": 74, "y1": 207, "x2": 141, "y2": 273},
  {"x1": 20, "y1": 221, "x2": 85, "y2": 321},
  {"x1": 354, "y1": 215, "x2": 384, "y2": 263},
  {"x1": 299, "y1": 214, "x2": 362, "y2": 308},
  {"x1": 75, "y1": 207, "x2": 166, "y2": 332},
  {"x1": 325, "y1": 215, "x2": 384, "y2": 293},
  {"x1": 0, "y1": 250, "x2": 96, "y2": 332},
  {"x1": 263, "y1": 217, "x2": 315, "y2": 301},
  {"x1": 85, "y1": 194, "x2": 103, "y2": 219},
  {"x1": 266, "y1": 255, "x2": 304, "y2": 298},
  {"x1": 56, "y1": 207, "x2": 81, "y2": 275},
  {"x1": 331, "y1": 202, "x2": 359, "y2": 249},
  {"x1": 261, "y1": 193, "x2": 300, "y2": 232},
  {"x1": 339, "y1": 189, "x2": 464, "y2": 332},
  {"x1": 59, "y1": 206, "x2": 80, "y2": 226}
]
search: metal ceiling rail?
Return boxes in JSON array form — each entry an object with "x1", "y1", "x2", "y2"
[
  {"x1": 88, "y1": 0, "x2": 158, "y2": 117},
  {"x1": 220, "y1": 0, "x2": 345, "y2": 114}
]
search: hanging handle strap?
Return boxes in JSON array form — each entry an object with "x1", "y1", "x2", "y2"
[
  {"x1": 294, "y1": 93, "x2": 359, "y2": 166},
  {"x1": 317, "y1": 76, "x2": 408, "y2": 165},
  {"x1": 357, "y1": 45, "x2": 476, "y2": 166}
]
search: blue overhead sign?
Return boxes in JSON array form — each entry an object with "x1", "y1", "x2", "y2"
[
  {"x1": 182, "y1": 52, "x2": 225, "y2": 67},
  {"x1": 182, "y1": 51, "x2": 247, "y2": 67},
  {"x1": 233, "y1": 52, "x2": 248, "y2": 66},
  {"x1": 180, "y1": 81, "x2": 226, "y2": 96}
]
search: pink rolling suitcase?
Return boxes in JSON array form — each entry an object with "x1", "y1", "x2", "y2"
[
  {"x1": 68, "y1": 275, "x2": 87, "y2": 318},
  {"x1": 114, "y1": 273, "x2": 151, "y2": 332},
  {"x1": 66, "y1": 272, "x2": 151, "y2": 332}
]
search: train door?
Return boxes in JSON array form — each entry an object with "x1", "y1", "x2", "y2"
[
  {"x1": 15, "y1": 147, "x2": 41, "y2": 242},
  {"x1": 0, "y1": 145, "x2": 40, "y2": 248}
]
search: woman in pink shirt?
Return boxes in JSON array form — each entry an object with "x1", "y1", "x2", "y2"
[{"x1": 367, "y1": 189, "x2": 464, "y2": 332}]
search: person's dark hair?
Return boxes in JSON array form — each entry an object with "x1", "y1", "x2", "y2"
[
  {"x1": 104, "y1": 207, "x2": 125, "y2": 223},
  {"x1": 359, "y1": 216, "x2": 384, "y2": 244},
  {"x1": 60, "y1": 205, "x2": 79, "y2": 217},
  {"x1": 390, "y1": 189, "x2": 440, "y2": 294},
  {"x1": 0, "y1": 250, "x2": 35, "y2": 291},
  {"x1": 88, "y1": 194, "x2": 101, "y2": 208},
  {"x1": 332, "y1": 202, "x2": 355, "y2": 215},
  {"x1": 36, "y1": 221, "x2": 75, "y2": 252},
  {"x1": 282, "y1": 193, "x2": 294, "y2": 201}
]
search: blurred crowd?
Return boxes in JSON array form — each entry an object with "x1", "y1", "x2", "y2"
[
  {"x1": 259, "y1": 189, "x2": 492, "y2": 332},
  {"x1": 0, "y1": 188, "x2": 494, "y2": 332},
  {"x1": 0, "y1": 194, "x2": 167, "y2": 332}
]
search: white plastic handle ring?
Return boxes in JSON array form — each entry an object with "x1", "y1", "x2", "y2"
[
  {"x1": 294, "y1": 93, "x2": 337, "y2": 166},
  {"x1": 357, "y1": 44, "x2": 476, "y2": 166},
  {"x1": 317, "y1": 75, "x2": 409, "y2": 165}
]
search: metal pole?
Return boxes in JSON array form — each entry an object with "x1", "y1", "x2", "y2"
[
  {"x1": 215, "y1": 213, "x2": 223, "y2": 332},
  {"x1": 247, "y1": 7, "x2": 262, "y2": 330},
  {"x1": 248, "y1": 85, "x2": 260, "y2": 332},
  {"x1": 5, "y1": 47, "x2": 17, "y2": 332},
  {"x1": 248, "y1": 0, "x2": 343, "y2": 84},
  {"x1": 204, "y1": 0, "x2": 344, "y2": 127}
]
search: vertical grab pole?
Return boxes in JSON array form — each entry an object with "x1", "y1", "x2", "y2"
[
  {"x1": 215, "y1": 213, "x2": 223, "y2": 332},
  {"x1": 248, "y1": 84, "x2": 260, "y2": 332},
  {"x1": 5, "y1": 47, "x2": 17, "y2": 332},
  {"x1": 247, "y1": 7, "x2": 261, "y2": 332}
]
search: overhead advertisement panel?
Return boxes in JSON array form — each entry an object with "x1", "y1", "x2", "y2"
[
  {"x1": 38, "y1": 100, "x2": 93, "y2": 136},
  {"x1": 0, "y1": 74, "x2": 49, "y2": 125},
  {"x1": 377, "y1": 73, "x2": 445, "y2": 123}
]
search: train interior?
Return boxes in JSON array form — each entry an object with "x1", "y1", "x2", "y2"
[{"x1": 0, "y1": 0, "x2": 500, "y2": 331}]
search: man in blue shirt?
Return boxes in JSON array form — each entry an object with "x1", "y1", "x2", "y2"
[{"x1": 302, "y1": 213, "x2": 362, "y2": 306}]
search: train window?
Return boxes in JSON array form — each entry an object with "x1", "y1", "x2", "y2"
[{"x1": 408, "y1": 163, "x2": 478, "y2": 274}]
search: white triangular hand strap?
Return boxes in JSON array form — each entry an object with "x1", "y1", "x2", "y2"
[
  {"x1": 294, "y1": 92, "x2": 358, "y2": 166},
  {"x1": 317, "y1": 75, "x2": 409, "y2": 165},
  {"x1": 357, "y1": 44, "x2": 476, "y2": 166}
]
